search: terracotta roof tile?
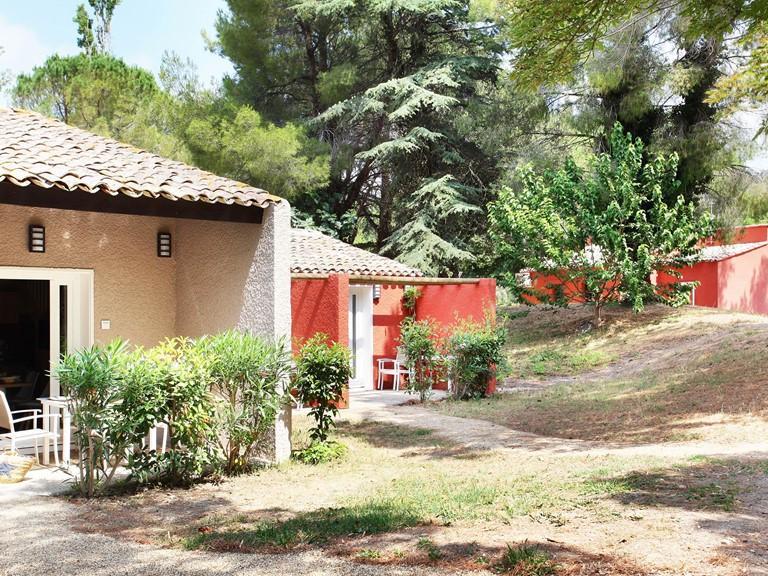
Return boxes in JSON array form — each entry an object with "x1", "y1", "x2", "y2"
[
  {"x1": 0, "y1": 108, "x2": 282, "y2": 208},
  {"x1": 698, "y1": 241, "x2": 768, "y2": 262},
  {"x1": 291, "y1": 228, "x2": 423, "y2": 278}
]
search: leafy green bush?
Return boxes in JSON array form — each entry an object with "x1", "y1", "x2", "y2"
[
  {"x1": 401, "y1": 286, "x2": 421, "y2": 317},
  {"x1": 126, "y1": 339, "x2": 220, "y2": 486},
  {"x1": 198, "y1": 331, "x2": 291, "y2": 474},
  {"x1": 399, "y1": 318, "x2": 442, "y2": 402},
  {"x1": 448, "y1": 319, "x2": 506, "y2": 399},
  {"x1": 292, "y1": 439, "x2": 347, "y2": 464},
  {"x1": 56, "y1": 331, "x2": 292, "y2": 495},
  {"x1": 56, "y1": 339, "x2": 132, "y2": 497},
  {"x1": 294, "y1": 333, "x2": 351, "y2": 443}
]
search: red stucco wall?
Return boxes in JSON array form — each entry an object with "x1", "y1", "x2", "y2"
[
  {"x1": 372, "y1": 279, "x2": 498, "y2": 392},
  {"x1": 657, "y1": 262, "x2": 719, "y2": 308},
  {"x1": 707, "y1": 224, "x2": 768, "y2": 246},
  {"x1": 717, "y1": 244, "x2": 768, "y2": 315},
  {"x1": 291, "y1": 275, "x2": 350, "y2": 407},
  {"x1": 372, "y1": 284, "x2": 406, "y2": 389},
  {"x1": 291, "y1": 277, "x2": 499, "y2": 397}
]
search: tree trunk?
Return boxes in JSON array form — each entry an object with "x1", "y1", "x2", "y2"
[{"x1": 593, "y1": 302, "x2": 603, "y2": 327}]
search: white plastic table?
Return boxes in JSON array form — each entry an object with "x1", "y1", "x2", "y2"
[{"x1": 39, "y1": 396, "x2": 71, "y2": 465}]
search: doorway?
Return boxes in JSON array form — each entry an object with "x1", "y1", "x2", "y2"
[
  {"x1": 0, "y1": 267, "x2": 93, "y2": 398},
  {"x1": 348, "y1": 285, "x2": 373, "y2": 389}
]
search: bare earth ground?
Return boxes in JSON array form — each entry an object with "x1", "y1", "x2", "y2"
[{"x1": 3, "y1": 305, "x2": 768, "y2": 576}]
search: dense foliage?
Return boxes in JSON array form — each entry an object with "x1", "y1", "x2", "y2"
[
  {"x1": 398, "y1": 318, "x2": 442, "y2": 402},
  {"x1": 489, "y1": 124, "x2": 714, "y2": 324},
  {"x1": 198, "y1": 331, "x2": 291, "y2": 474},
  {"x1": 215, "y1": 0, "x2": 502, "y2": 273},
  {"x1": 293, "y1": 333, "x2": 351, "y2": 444},
  {"x1": 10, "y1": 0, "x2": 768, "y2": 280},
  {"x1": 55, "y1": 333, "x2": 291, "y2": 496},
  {"x1": 447, "y1": 318, "x2": 506, "y2": 399}
]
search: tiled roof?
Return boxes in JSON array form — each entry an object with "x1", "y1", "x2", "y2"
[
  {"x1": 291, "y1": 228, "x2": 423, "y2": 277},
  {"x1": 0, "y1": 108, "x2": 281, "y2": 208},
  {"x1": 698, "y1": 241, "x2": 768, "y2": 262}
]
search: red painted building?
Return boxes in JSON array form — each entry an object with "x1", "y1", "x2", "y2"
[
  {"x1": 291, "y1": 229, "x2": 497, "y2": 406},
  {"x1": 657, "y1": 230, "x2": 768, "y2": 315},
  {"x1": 527, "y1": 224, "x2": 768, "y2": 316}
]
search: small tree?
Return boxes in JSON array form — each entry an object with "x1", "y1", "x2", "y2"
[
  {"x1": 199, "y1": 331, "x2": 291, "y2": 474},
  {"x1": 489, "y1": 123, "x2": 714, "y2": 326},
  {"x1": 294, "y1": 334, "x2": 351, "y2": 444},
  {"x1": 399, "y1": 318, "x2": 441, "y2": 402}
]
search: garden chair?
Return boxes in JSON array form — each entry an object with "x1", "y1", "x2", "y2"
[
  {"x1": 10, "y1": 371, "x2": 44, "y2": 411},
  {"x1": 0, "y1": 390, "x2": 59, "y2": 465},
  {"x1": 377, "y1": 348, "x2": 412, "y2": 390}
]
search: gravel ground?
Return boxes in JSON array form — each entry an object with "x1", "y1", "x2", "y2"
[
  {"x1": 2, "y1": 390, "x2": 765, "y2": 576},
  {"x1": 0, "y1": 467, "x2": 467, "y2": 576},
  {"x1": 0, "y1": 393, "x2": 462, "y2": 576}
]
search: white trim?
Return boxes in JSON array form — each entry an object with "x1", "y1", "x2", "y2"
[
  {"x1": 0, "y1": 266, "x2": 94, "y2": 396},
  {"x1": 348, "y1": 285, "x2": 374, "y2": 389}
]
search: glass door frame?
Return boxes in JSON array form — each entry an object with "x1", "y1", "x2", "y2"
[{"x1": 0, "y1": 267, "x2": 94, "y2": 396}]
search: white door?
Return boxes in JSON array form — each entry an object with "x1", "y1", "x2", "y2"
[
  {"x1": 348, "y1": 285, "x2": 373, "y2": 389},
  {"x1": 0, "y1": 267, "x2": 94, "y2": 396}
]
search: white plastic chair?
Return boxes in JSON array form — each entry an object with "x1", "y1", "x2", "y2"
[
  {"x1": 0, "y1": 390, "x2": 59, "y2": 465},
  {"x1": 377, "y1": 348, "x2": 412, "y2": 390}
]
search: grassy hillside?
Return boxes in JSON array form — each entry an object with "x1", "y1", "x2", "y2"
[{"x1": 437, "y1": 304, "x2": 768, "y2": 443}]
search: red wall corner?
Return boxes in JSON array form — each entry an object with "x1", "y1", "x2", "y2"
[{"x1": 290, "y1": 274, "x2": 350, "y2": 408}]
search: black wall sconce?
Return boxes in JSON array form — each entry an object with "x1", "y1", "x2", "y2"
[
  {"x1": 28, "y1": 225, "x2": 45, "y2": 253},
  {"x1": 373, "y1": 284, "x2": 381, "y2": 301},
  {"x1": 157, "y1": 232, "x2": 172, "y2": 258}
]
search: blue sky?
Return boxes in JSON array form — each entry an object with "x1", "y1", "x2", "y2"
[{"x1": 0, "y1": 0, "x2": 233, "y2": 96}]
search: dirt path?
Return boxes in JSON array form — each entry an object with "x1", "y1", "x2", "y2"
[{"x1": 344, "y1": 391, "x2": 768, "y2": 460}]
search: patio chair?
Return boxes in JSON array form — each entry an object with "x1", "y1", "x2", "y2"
[
  {"x1": 377, "y1": 348, "x2": 412, "y2": 391},
  {"x1": 0, "y1": 390, "x2": 59, "y2": 465},
  {"x1": 10, "y1": 371, "x2": 43, "y2": 409}
]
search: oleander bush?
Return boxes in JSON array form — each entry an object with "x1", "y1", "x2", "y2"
[
  {"x1": 198, "y1": 331, "x2": 291, "y2": 474},
  {"x1": 56, "y1": 331, "x2": 292, "y2": 496}
]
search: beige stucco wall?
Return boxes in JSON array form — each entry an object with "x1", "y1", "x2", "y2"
[
  {"x1": 0, "y1": 204, "x2": 176, "y2": 347},
  {"x1": 0, "y1": 201, "x2": 291, "y2": 347}
]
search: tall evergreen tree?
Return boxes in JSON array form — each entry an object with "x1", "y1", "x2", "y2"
[{"x1": 215, "y1": 0, "x2": 502, "y2": 274}]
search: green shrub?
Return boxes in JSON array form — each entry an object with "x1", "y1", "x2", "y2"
[
  {"x1": 399, "y1": 318, "x2": 442, "y2": 402},
  {"x1": 294, "y1": 333, "x2": 351, "y2": 443},
  {"x1": 56, "y1": 339, "x2": 132, "y2": 497},
  {"x1": 293, "y1": 439, "x2": 347, "y2": 464},
  {"x1": 126, "y1": 338, "x2": 220, "y2": 486},
  {"x1": 57, "y1": 331, "x2": 292, "y2": 495},
  {"x1": 402, "y1": 286, "x2": 421, "y2": 316},
  {"x1": 198, "y1": 331, "x2": 291, "y2": 474},
  {"x1": 448, "y1": 318, "x2": 506, "y2": 399}
]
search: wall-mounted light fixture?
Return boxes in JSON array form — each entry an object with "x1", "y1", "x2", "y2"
[
  {"x1": 373, "y1": 284, "x2": 381, "y2": 301},
  {"x1": 157, "y1": 232, "x2": 172, "y2": 258},
  {"x1": 28, "y1": 225, "x2": 45, "y2": 253}
]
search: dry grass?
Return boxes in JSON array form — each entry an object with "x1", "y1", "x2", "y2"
[
  {"x1": 439, "y1": 304, "x2": 768, "y2": 443},
  {"x1": 69, "y1": 304, "x2": 768, "y2": 575},
  {"x1": 73, "y1": 413, "x2": 768, "y2": 575}
]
